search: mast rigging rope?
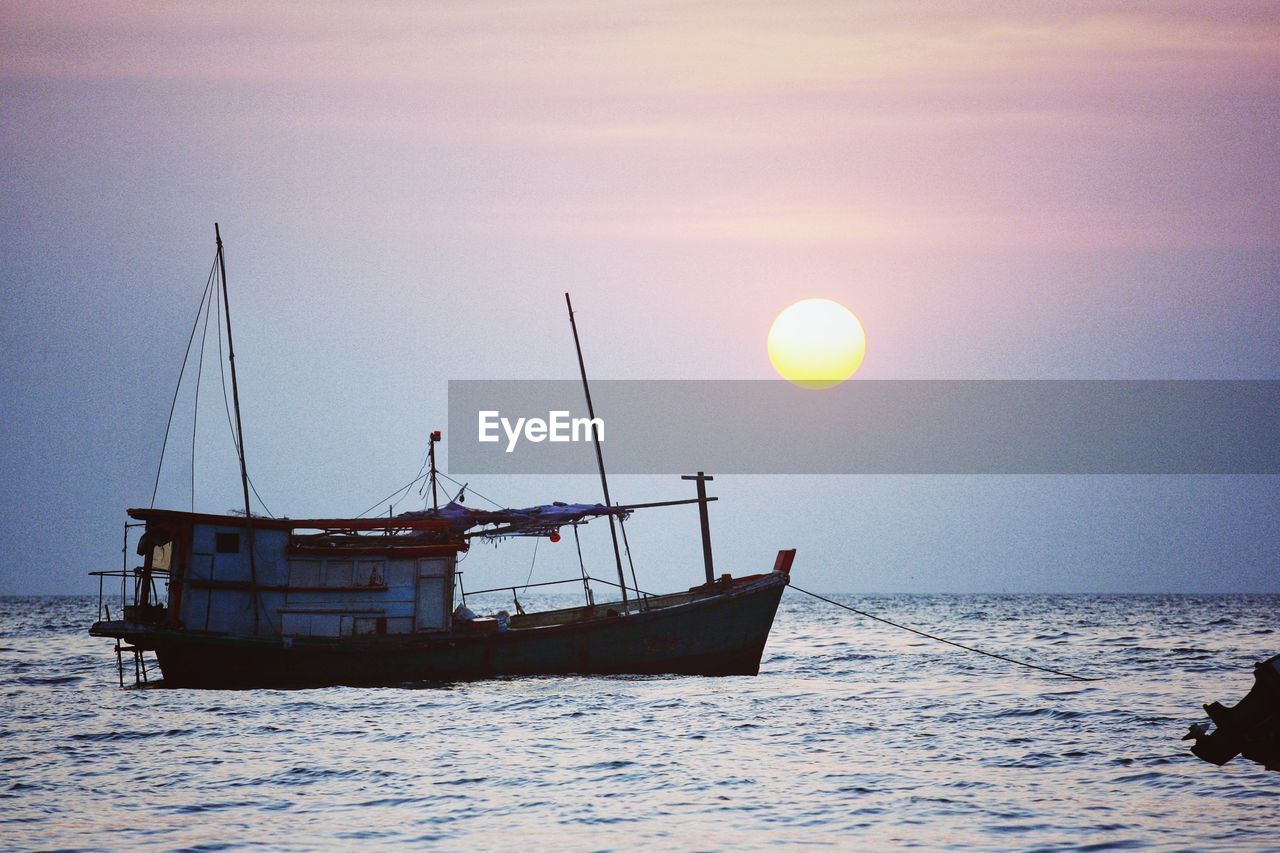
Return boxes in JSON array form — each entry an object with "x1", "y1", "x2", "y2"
[
  {"x1": 191, "y1": 271, "x2": 215, "y2": 511},
  {"x1": 522, "y1": 535, "x2": 539, "y2": 592},
  {"x1": 212, "y1": 278, "x2": 274, "y2": 518},
  {"x1": 436, "y1": 471, "x2": 505, "y2": 510},
  {"x1": 149, "y1": 251, "x2": 278, "y2": 518},
  {"x1": 150, "y1": 256, "x2": 218, "y2": 508},
  {"x1": 355, "y1": 470, "x2": 431, "y2": 519}
]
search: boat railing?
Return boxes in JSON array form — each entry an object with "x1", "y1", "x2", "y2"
[
  {"x1": 462, "y1": 574, "x2": 656, "y2": 615},
  {"x1": 89, "y1": 566, "x2": 170, "y2": 624}
]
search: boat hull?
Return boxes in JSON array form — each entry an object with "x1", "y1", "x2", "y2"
[{"x1": 93, "y1": 573, "x2": 787, "y2": 688}]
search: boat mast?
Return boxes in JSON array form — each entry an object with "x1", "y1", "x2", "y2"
[
  {"x1": 215, "y1": 223, "x2": 260, "y2": 634},
  {"x1": 565, "y1": 293, "x2": 629, "y2": 609}
]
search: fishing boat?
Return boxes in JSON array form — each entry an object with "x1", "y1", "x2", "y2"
[{"x1": 88, "y1": 227, "x2": 792, "y2": 688}]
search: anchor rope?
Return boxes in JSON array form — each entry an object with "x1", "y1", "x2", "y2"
[{"x1": 787, "y1": 584, "x2": 1102, "y2": 682}]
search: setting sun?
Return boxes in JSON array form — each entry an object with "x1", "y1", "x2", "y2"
[{"x1": 767, "y1": 298, "x2": 866, "y2": 389}]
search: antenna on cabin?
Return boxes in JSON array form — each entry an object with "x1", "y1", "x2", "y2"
[
  {"x1": 428, "y1": 430, "x2": 442, "y2": 511},
  {"x1": 565, "y1": 293, "x2": 630, "y2": 609}
]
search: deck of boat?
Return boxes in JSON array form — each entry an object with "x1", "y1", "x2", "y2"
[{"x1": 89, "y1": 570, "x2": 789, "y2": 687}]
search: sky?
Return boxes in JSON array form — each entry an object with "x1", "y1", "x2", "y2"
[{"x1": 2, "y1": 1, "x2": 1278, "y2": 595}]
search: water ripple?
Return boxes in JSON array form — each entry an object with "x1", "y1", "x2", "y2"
[{"x1": 0, "y1": 594, "x2": 1276, "y2": 849}]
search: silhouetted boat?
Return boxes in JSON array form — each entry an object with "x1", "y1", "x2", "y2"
[
  {"x1": 89, "y1": 506, "x2": 793, "y2": 688},
  {"x1": 1183, "y1": 653, "x2": 1280, "y2": 772},
  {"x1": 90, "y1": 507, "x2": 794, "y2": 688},
  {"x1": 88, "y1": 227, "x2": 792, "y2": 688}
]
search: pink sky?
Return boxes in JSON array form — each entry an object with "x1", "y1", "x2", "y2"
[
  {"x1": 5, "y1": 1, "x2": 1277, "y2": 252},
  {"x1": 2, "y1": 2, "x2": 1278, "y2": 593}
]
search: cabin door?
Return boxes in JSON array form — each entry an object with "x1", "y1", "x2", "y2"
[{"x1": 415, "y1": 558, "x2": 448, "y2": 631}]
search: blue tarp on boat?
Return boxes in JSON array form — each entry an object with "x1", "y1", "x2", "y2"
[{"x1": 398, "y1": 501, "x2": 627, "y2": 537}]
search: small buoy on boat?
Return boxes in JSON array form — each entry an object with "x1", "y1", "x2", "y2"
[{"x1": 549, "y1": 530, "x2": 561, "y2": 542}]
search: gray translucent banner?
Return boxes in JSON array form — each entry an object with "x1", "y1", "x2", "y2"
[{"x1": 446, "y1": 380, "x2": 1279, "y2": 475}]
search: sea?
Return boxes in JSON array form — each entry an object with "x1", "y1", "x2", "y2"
[{"x1": 1, "y1": 593, "x2": 1276, "y2": 851}]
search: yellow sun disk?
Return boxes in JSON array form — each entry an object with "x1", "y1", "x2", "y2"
[{"x1": 768, "y1": 298, "x2": 866, "y2": 389}]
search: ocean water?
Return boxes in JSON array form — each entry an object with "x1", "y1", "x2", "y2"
[{"x1": 1, "y1": 593, "x2": 1276, "y2": 850}]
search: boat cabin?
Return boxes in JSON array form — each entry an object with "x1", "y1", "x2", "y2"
[{"x1": 122, "y1": 508, "x2": 463, "y2": 638}]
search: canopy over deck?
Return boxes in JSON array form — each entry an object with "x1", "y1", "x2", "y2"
[
  {"x1": 127, "y1": 501, "x2": 630, "y2": 540},
  {"x1": 127, "y1": 507, "x2": 454, "y2": 534},
  {"x1": 399, "y1": 501, "x2": 630, "y2": 539}
]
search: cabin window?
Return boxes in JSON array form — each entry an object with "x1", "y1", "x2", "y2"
[
  {"x1": 215, "y1": 532, "x2": 240, "y2": 554},
  {"x1": 355, "y1": 560, "x2": 385, "y2": 586},
  {"x1": 323, "y1": 560, "x2": 354, "y2": 587},
  {"x1": 138, "y1": 530, "x2": 174, "y2": 571},
  {"x1": 151, "y1": 540, "x2": 173, "y2": 571},
  {"x1": 287, "y1": 559, "x2": 321, "y2": 587}
]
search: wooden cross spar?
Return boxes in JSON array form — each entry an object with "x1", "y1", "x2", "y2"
[{"x1": 682, "y1": 471, "x2": 716, "y2": 585}]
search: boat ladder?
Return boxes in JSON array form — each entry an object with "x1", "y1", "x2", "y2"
[{"x1": 114, "y1": 639, "x2": 150, "y2": 688}]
